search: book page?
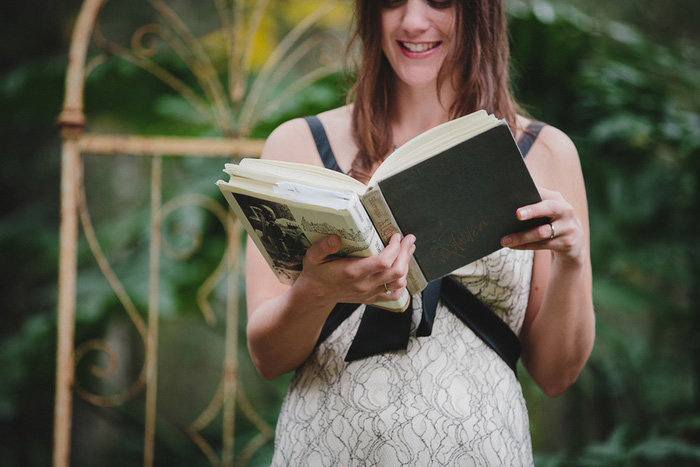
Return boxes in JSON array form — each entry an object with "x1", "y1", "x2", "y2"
[
  {"x1": 227, "y1": 158, "x2": 367, "y2": 194},
  {"x1": 368, "y1": 111, "x2": 502, "y2": 186},
  {"x1": 217, "y1": 176, "x2": 357, "y2": 214}
]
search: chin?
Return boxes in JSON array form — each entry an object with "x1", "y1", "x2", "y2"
[
  {"x1": 396, "y1": 74, "x2": 440, "y2": 90},
  {"x1": 392, "y1": 63, "x2": 444, "y2": 89}
]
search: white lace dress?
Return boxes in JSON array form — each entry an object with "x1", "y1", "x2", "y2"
[{"x1": 271, "y1": 248, "x2": 535, "y2": 466}]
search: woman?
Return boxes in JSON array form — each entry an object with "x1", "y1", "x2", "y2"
[{"x1": 246, "y1": 0, "x2": 595, "y2": 464}]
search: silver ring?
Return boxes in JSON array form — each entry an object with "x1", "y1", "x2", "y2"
[
  {"x1": 383, "y1": 283, "x2": 391, "y2": 295},
  {"x1": 549, "y1": 223, "x2": 555, "y2": 239}
]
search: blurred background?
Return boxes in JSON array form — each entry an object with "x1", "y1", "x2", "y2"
[{"x1": 1, "y1": 0, "x2": 699, "y2": 465}]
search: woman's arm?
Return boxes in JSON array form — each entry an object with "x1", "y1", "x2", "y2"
[
  {"x1": 244, "y1": 118, "x2": 416, "y2": 380},
  {"x1": 502, "y1": 126, "x2": 595, "y2": 397}
]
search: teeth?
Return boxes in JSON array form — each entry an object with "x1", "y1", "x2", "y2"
[{"x1": 401, "y1": 41, "x2": 439, "y2": 53}]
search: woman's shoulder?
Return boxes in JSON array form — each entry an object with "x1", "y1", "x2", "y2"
[
  {"x1": 516, "y1": 114, "x2": 574, "y2": 149},
  {"x1": 261, "y1": 105, "x2": 354, "y2": 168},
  {"x1": 515, "y1": 115, "x2": 582, "y2": 189},
  {"x1": 261, "y1": 116, "x2": 321, "y2": 165},
  {"x1": 316, "y1": 104, "x2": 353, "y2": 127}
]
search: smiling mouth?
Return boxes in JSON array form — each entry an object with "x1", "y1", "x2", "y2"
[{"x1": 398, "y1": 41, "x2": 441, "y2": 53}]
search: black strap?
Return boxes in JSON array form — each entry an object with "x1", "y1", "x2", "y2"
[
  {"x1": 439, "y1": 277, "x2": 521, "y2": 374},
  {"x1": 517, "y1": 121, "x2": 546, "y2": 158},
  {"x1": 304, "y1": 116, "x2": 343, "y2": 173},
  {"x1": 345, "y1": 300, "x2": 414, "y2": 361},
  {"x1": 317, "y1": 301, "x2": 414, "y2": 359},
  {"x1": 316, "y1": 277, "x2": 521, "y2": 374},
  {"x1": 416, "y1": 278, "x2": 441, "y2": 337}
]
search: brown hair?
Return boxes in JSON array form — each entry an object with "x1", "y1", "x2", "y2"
[{"x1": 346, "y1": 0, "x2": 522, "y2": 182}]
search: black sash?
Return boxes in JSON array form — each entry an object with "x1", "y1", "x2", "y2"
[{"x1": 315, "y1": 277, "x2": 522, "y2": 374}]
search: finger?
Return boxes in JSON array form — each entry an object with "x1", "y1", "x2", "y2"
[
  {"x1": 516, "y1": 199, "x2": 561, "y2": 222},
  {"x1": 395, "y1": 236, "x2": 416, "y2": 269},
  {"x1": 381, "y1": 233, "x2": 403, "y2": 258},
  {"x1": 501, "y1": 222, "x2": 556, "y2": 248},
  {"x1": 304, "y1": 235, "x2": 341, "y2": 264},
  {"x1": 372, "y1": 238, "x2": 415, "y2": 285},
  {"x1": 345, "y1": 233, "x2": 404, "y2": 279},
  {"x1": 359, "y1": 235, "x2": 414, "y2": 300},
  {"x1": 374, "y1": 282, "x2": 395, "y2": 298},
  {"x1": 371, "y1": 243, "x2": 415, "y2": 301},
  {"x1": 371, "y1": 276, "x2": 409, "y2": 302},
  {"x1": 517, "y1": 188, "x2": 572, "y2": 222},
  {"x1": 381, "y1": 276, "x2": 408, "y2": 297}
]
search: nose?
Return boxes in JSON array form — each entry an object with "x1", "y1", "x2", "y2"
[{"x1": 400, "y1": 0, "x2": 431, "y2": 34}]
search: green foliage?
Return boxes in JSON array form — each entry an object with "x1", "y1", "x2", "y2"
[
  {"x1": 2, "y1": 0, "x2": 700, "y2": 465},
  {"x1": 510, "y1": 1, "x2": 700, "y2": 464}
]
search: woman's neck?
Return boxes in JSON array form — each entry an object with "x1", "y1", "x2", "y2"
[{"x1": 389, "y1": 79, "x2": 458, "y2": 147}]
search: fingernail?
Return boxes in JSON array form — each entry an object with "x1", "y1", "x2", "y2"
[
  {"x1": 518, "y1": 208, "x2": 529, "y2": 220},
  {"x1": 407, "y1": 234, "x2": 416, "y2": 244},
  {"x1": 327, "y1": 236, "x2": 338, "y2": 248},
  {"x1": 502, "y1": 236, "x2": 512, "y2": 246}
]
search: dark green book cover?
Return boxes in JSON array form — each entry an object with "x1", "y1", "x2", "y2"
[{"x1": 377, "y1": 122, "x2": 547, "y2": 281}]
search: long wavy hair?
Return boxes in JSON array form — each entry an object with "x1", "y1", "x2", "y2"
[{"x1": 346, "y1": 0, "x2": 522, "y2": 182}]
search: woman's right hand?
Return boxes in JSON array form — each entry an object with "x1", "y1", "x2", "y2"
[
  {"x1": 245, "y1": 232, "x2": 416, "y2": 379},
  {"x1": 294, "y1": 233, "x2": 416, "y2": 307}
]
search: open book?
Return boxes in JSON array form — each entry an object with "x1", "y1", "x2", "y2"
[{"x1": 217, "y1": 110, "x2": 547, "y2": 311}]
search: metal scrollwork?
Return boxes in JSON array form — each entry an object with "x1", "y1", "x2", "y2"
[
  {"x1": 57, "y1": 1, "x2": 350, "y2": 466},
  {"x1": 73, "y1": 173, "x2": 153, "y2": 408},
  {"x1": 161, "y1": 193, "x2": 232, "y2": 326},
  {"x1": 88, "y1": 0, "x2": 349, "y2": 137}
]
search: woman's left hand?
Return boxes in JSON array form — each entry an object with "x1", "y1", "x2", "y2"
[{"x1": 501, "y1": 187, "x2": 586, "y2": 265}]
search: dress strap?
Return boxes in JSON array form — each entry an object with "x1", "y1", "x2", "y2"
[
  {"x1": 316, "y1": 277, "x2": 521, "y2": 374},
  {"x1": 517, "y1": 121, "x2": 546, "y2": 158},
  {"x1": 303, "y1": 116, "x2": 344, "y2": 173},
  {"x1": 439, "y1": 277, "x2": 521, "y2": 374}
]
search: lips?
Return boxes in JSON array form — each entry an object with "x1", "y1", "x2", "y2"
[{"x1": 398, "y1": 41, "x2": 441, "y2": 53}]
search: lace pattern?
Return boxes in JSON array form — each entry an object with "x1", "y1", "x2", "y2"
[
  {"x1": 452, "y1": 248, "x2": 533, "y2": 335},
  {"x1": 271, "y1": 248, "x2": 535, "y2": 466}
]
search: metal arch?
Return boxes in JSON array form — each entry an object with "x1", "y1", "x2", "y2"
[{"x1": 54, "y1": 1, "x2": 349, "y2": 466}]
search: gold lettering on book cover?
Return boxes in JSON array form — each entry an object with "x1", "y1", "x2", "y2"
[{"x1": 431, "y1": 221, "x2": 489, "y2": 262}]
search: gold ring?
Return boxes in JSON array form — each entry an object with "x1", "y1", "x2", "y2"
[
  {"x1": 550, "y1": 223, "x2": 555, "y2": 239},
  {"x1": 383, "y1": 283, "x2": 391, "y2": 295}
]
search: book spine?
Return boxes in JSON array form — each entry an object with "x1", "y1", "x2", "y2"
[
  {"x1": 344, "y1": 193, "x2": 383, "y2": 253},
  {"x1": 345, "y1": 194, "x2": 410, "y2": 311},
  {"x1": 360, "y1": 187, "x2": 428, "y2": 294}
]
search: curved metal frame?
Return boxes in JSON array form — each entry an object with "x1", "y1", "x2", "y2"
[{"x1": 54, "y1": 1, "x2": 347, "y2": 465}]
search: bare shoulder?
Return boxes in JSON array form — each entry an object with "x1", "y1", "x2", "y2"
[
  {"x1": 535, "y1": 125, "x2": 578, "y2": 161},
  {"x1": 260, "y1": 117, "x2": 322, "y2": 166},
  {"x1": 261, "y1": 105, "x2": 355, "y2": 170},
  {"x1": 318, "y1": 104, "x2": 353, "y2": 125},
  {"x1": 521, "y1": 120, "x2": 582, "y2": 189}
]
